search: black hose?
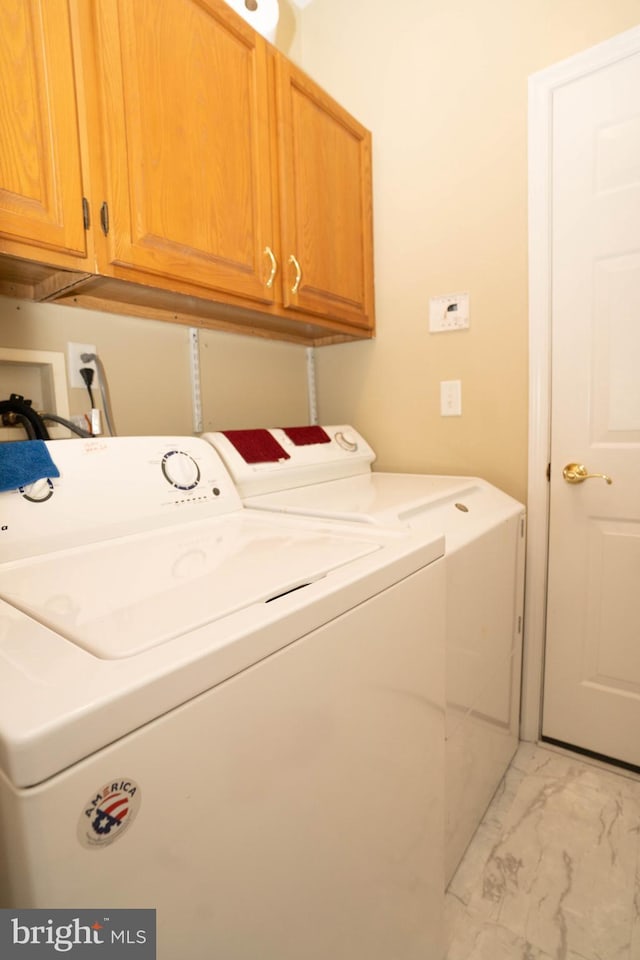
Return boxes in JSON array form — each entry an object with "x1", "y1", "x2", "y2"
[
  {"x1": 10, "y1": 413, "x2": 37, "y2": 440},
  {"x1": 41, "y1": 414, "x2": 93, "y2": 439},
  {"x1": 0, "y1": 395, "x2": 50, "y2": 440}
]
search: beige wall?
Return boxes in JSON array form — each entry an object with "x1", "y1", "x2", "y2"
[
  {"x1": 0, "y1": 297, "x2": 309, "y2": 436},
  {"x1": 294, "y1": 0, "x2": 640, "y2": 503}
]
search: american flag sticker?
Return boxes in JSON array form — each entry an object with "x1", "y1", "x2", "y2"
[{"x1": 78, "y1": 779, "x2": 141, "y2": 849}]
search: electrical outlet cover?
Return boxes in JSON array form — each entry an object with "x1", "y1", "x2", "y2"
[{"x1": 67, "y1": 342, "x2": 98, "y2": 389}]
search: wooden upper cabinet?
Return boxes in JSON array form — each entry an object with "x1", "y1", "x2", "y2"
[
  {"x1": 90, "y1": 0, "x2": 277, "y2": 304},
  {"x1": 276, "y1": 57, "x2": 374, "y2": 331},
  {"x1": 0, "y1": 0, "x2": 374, "y2": 342},
  {"x1": 0, "y1": 0, "x2": 87, "y2": 263}
]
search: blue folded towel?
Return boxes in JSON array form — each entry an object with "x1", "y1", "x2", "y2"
[{"x1": 0, "y1": 440, "x2": 61, "y2": 493}]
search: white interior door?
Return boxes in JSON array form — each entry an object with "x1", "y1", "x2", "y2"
[{"x1": 542, "y1": 48, "x2": 640, "y2": 767}]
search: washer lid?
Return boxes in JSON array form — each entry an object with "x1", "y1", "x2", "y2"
[{"x1": 0, "y1": 512, "x2": 380, "y2": 659}]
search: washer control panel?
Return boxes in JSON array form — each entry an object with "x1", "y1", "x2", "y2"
[{"x1": 1, "y1": 436, "x2": 241, "y2": 562}]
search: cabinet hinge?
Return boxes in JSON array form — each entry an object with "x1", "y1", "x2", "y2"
[
  {"x1": 82, "y1": 197, "x2": 90, "y2": 230},
  {"x1": 99, "y1": 201, "x2": 110, "y2": 237},
  {"x1": 546, "y1": 462, "x2": 551, "y2": 482}
]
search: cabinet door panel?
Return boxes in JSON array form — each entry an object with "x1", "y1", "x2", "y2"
[
  {"x1": 94, "y1": 0, "x2": 275, "y2": 302},
  {"x1": 0, "y1": 0, "x2": 86, "y2": 258},
  {"x1": 277, "y1": 59, "x2": 374, "y2": 330}
]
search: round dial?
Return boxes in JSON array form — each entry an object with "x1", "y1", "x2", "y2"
[
  {"x1": 161, "y1": 450, "x2": 201, "y2": 491},
  {"x1": 20, "y1": 478, "x2": 54, "y2": 503},
  {"x1": 334, "y1": 431, "x2": 358, "y2": 452}
]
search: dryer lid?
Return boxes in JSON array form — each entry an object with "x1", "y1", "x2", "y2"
[
  {"x1": 244, "y1": 472, "x2": 525, "y2": 549},
  {"x1": 245, "y1": 472, "x2": 477, "y2": 524}
]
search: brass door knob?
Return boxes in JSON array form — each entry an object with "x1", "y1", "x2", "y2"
[{"x1": 562, "y1": 463, "x2": 613, "y2": 485}]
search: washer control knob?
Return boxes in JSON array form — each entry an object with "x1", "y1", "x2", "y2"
[
  {"x1": 161, "y1": 450, "x2": 201, "y2": 491},
  {"x1": 20, "y1": 478, "x2": 54, "y2": 503}
]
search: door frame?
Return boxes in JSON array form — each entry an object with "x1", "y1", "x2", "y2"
[{"x1": 522, "y1": 24, "x2": 640, "y2": 742}]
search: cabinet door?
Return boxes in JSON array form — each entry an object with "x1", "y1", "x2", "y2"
[
  {"x1": 276, "y1": 58, "x2": 375, "y2": 330},
  {"x1": 92, "y1": 0, "x2": 276, "y2": 304},
  {"x1": 0, "y1": 0, "x2": 87, "y2": 260}
]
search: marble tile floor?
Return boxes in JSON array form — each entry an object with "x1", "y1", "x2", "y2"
[{"x1": 445, "y1": 742, "x2": 640, "y2": 960}]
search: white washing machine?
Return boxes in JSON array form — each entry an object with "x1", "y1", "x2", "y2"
[
  {"x1": 206, "y1": 425, "x2": 526, "y2": 883},
  {"x1": 0, "y1": 436, "x2": 446, "y2": 959}
]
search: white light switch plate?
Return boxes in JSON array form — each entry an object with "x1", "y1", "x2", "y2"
[{"x1": 440, "y1": 380, "x2": 462, "y2": 416}]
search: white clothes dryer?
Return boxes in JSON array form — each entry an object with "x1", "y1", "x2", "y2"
[
  {"x1": 0, "y1": 436, "x2": 446, "y2": 959},
  {"x1": 205, "y1": 425, "x2": 526, "y2": 883}
]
